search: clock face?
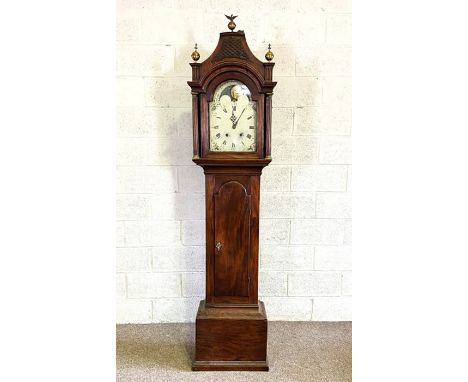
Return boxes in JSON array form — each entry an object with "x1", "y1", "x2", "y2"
[{"x1": 209, "y1": 80, "x2": 257, "y2": 152}]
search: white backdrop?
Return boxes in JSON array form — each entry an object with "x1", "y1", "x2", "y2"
[{"x1": 117, "y1": 0, "x2": 351, "y2": 323}]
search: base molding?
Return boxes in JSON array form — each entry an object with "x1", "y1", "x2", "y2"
[
  {"x1": 192, "y1": 359, "x2": 269, "y2": 371},
  {"x1": 192, "y1": 300, "x2": 269, "y2": 372}
]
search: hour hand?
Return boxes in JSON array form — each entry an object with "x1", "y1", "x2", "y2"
[{"x1": 233, "y1": 107, "x2": 247, "y2": 127}]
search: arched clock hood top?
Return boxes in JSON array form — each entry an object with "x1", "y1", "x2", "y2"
[{"x1": 188, "y1": 31, "x2": 277, "y2": 94}]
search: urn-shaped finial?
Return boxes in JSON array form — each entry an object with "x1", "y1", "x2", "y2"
[
  {"x1": 191, "y1": 43, "x2": 200, "y2": 62},
  {"x1": 265, "y1": 44, "x2": 274, "y2": 61}
]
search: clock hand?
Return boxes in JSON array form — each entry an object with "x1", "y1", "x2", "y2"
[
  {"x1": 229, "y1": 108, "x2": 237, "y2": 125},
  {"x1": 232, "y1": 107, "x2": 247, "y2": 128}
]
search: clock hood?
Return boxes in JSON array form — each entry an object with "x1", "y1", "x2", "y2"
[{"x1": 188, "y1": 31, "x2": 276, "y2": 95}]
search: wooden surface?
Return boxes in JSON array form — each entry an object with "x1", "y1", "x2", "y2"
[
  {"x1": 188, "y1": 31, "x2": 276, "y2": 162},
  {"x1": 203, "y1": 171, "x2": 260, "y2": 307},
  {"x1": 193, "y1": 300, "x2": 269, "y2": 371},
  {"x1": 214, "y1": 180, "x2": 250, "y2": 298},
  {"x1": 188, "y1": 29, "x2": 276, "y2": 371},
  {"x1": 192, "y1": 360, "x2": 269, "y2": 372}
]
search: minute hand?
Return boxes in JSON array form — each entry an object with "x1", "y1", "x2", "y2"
[{"x1": 232, "y1": 107, "x2": 247, "y2": 128}]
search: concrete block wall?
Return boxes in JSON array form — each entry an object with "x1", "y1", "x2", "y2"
[{"x1": 117, "y1": 0, "x2": 351, "y2": 323}]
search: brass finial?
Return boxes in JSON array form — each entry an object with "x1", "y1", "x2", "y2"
[
  {"x1": 265, "y1": 43, "x2": 274, "y2": 61},
  {"x1": 191, "y1": 43, "x2": 200, "y2": 62},
  {"x1": 225, "y1": 14, "x2": 237, "y2": 31}
]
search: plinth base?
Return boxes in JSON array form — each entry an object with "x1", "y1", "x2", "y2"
[
  {"x1": 192, "y1": 359, "x2": 269, "y2": 371},
  {"x1": 192, "y1": 300, "x2": 269, "y2": 371}
]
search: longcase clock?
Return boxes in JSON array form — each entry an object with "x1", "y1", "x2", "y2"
[{"x1": 188, "y1": 15, "x2": 276, "y2": 371}]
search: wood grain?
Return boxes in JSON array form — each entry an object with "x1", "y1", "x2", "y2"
[
  {"x1": 193, "y1": 300, "x2": 269, "y2": 371},
  {"x1": 214, "y1": 180, "x2": 251, "y2": 298},
  {"x1": 188, "y1": 29, "x2": 276, "y2": 371}
]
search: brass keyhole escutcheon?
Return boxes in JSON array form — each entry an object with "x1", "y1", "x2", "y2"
[{"x1": 215, "y1": 241, "x2": 222, "y2": 253}]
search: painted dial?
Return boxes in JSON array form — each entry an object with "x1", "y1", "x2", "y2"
[{"x1": 209, "y1": 80, "x2": 256, "y2": 152}]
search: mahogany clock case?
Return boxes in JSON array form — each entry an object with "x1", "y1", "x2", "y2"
[
  {"x1": 201, "y1": 72, "x2": 264, "y2": 158},
  {"x1": 189, "y1": 31, "x2": 276, "y2": 162},
  {"x1": 188, "y1": 29, "x2": 276, "y2": 372}
]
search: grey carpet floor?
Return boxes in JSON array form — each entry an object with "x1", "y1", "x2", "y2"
[{"x1": 117, "y1": 322, "x2": 352, "y2": 382}]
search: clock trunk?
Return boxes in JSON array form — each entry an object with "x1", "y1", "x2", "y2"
[
  {"x1": 205, "y1": 172, "x2": 260, "y2": 307},
  {"x1": 213, "y1": 179, "x2": 250, "y2": 298}
]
